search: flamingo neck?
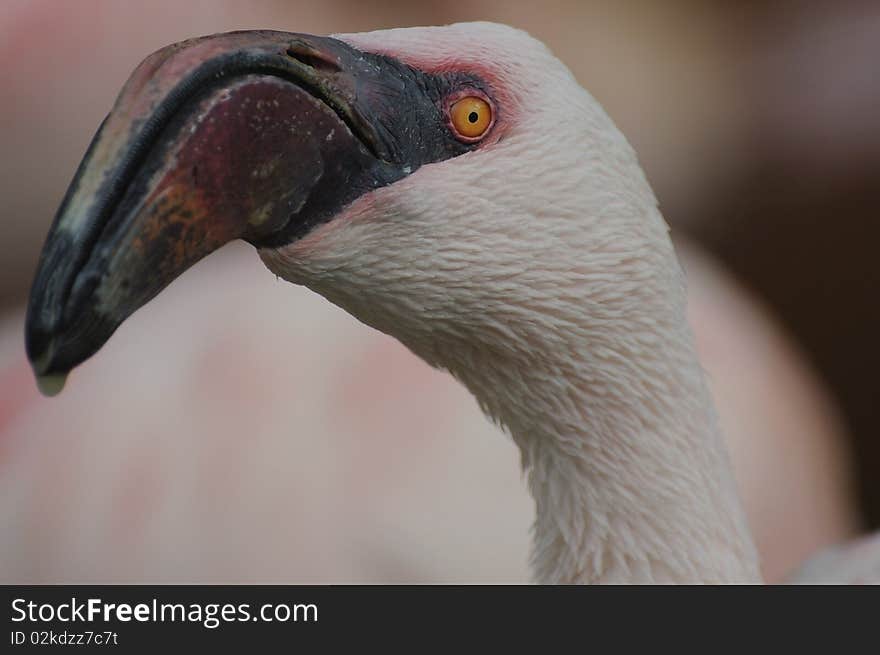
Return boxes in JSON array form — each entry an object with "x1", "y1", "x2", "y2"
[{"x1": 439, "y1": 257, "x2": 762, "y2": 584}]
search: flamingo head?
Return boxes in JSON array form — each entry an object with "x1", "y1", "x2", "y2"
[{"x1": 25, "y1": 22, "x2": 661, "y2": 394}]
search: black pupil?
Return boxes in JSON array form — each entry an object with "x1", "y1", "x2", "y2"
[{"x1": 468, "y1": 111, "x2": 479, "y2": 123}]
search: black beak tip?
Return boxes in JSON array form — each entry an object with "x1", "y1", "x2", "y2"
[
  {"x1": 25, "y1": 326, "x2": 50, "y2": 373},
  {"x1": 24, "y1": 310, "x2": 60, "y2": 377},
  {"x1": 24, "y1": 296, "x2": 54, "y2": 370},
  {"x1": 24, "y1": 319, "x2": 72, "y2": 397}
]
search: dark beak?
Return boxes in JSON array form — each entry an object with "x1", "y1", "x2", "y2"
[{"x1": 25, "y1": 30, "x2": 472, "y2": 393}]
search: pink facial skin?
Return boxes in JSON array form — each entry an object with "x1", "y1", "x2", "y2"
[{"x1": 336, "y1": 29, "x2": 520, "y2": 151}]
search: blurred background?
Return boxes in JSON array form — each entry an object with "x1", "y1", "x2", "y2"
[{"x1": 1, "y1": 0, "x2": 878, "y2": 582}]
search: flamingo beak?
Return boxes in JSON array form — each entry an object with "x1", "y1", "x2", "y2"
[{"x1": 25, "y1": 30, "x2": 474, "y2": 391}]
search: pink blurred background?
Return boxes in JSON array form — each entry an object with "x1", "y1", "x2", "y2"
[{"x1": 1, "y1": 0, "x2": 878, "y2": 582}]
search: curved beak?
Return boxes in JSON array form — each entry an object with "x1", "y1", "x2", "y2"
[{"x1": 24, "y1": 30, "x2": 461, "y2": 391}]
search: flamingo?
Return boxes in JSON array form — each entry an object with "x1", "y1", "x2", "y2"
[{"x1": 24, "y1": 22, "x2": 876, "y2": 583}]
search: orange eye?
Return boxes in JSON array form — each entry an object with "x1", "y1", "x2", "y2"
[{"x1": 449, "y1": 96, "x2": 493, "y2": 140}]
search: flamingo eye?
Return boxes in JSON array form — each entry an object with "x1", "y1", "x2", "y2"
[{"x1": 449, "y1": 95, "x2": 493, "y2": 141}]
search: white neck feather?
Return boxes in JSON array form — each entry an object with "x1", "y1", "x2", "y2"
[
  {"x1": 268, "y1": 201, "x2": 762, "y2": 582},
  {"x1": 442, "y1": 274, "x2": 762, "y2": 583}
]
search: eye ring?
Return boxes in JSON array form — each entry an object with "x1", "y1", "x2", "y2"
[{"x1": 447, "y1": 91, "x2": 494, "y2": 142}]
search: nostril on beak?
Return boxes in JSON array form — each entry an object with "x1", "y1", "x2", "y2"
[{"x1": 285, "y1": 43, "x2": 342, "y2": 74}]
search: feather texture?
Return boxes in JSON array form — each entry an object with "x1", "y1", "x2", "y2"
[{"x1": 262, "y1": 22, "x2": 761, "y2": 583}]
